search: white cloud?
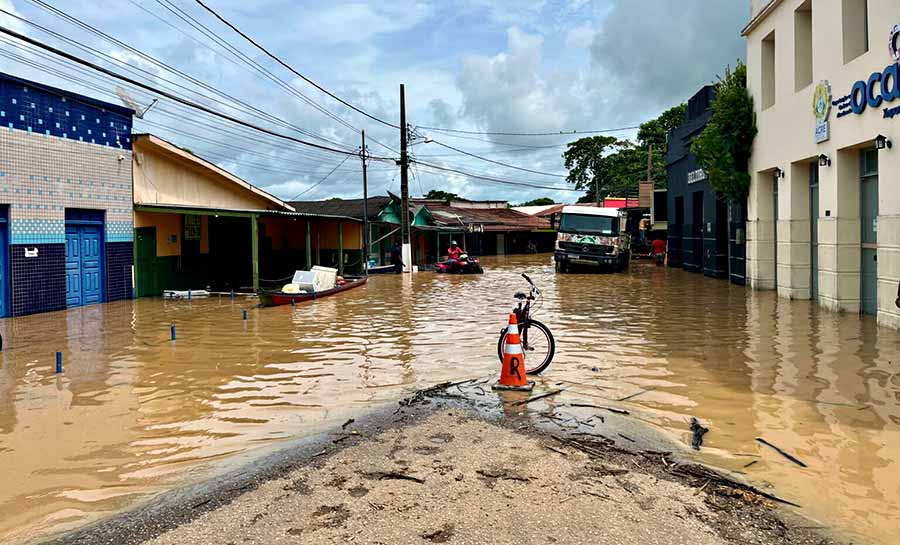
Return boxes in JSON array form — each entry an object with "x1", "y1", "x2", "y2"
[{"x1": 564, "y1": 22, "x2": 594, "y2": 49}]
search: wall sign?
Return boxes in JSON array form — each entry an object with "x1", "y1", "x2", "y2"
[
  {"x1": 813, "y1": 81, "x2": 831, "y2": 143},
  {"x1": 24, "y1": 248, "x2": 38, "y2": 258},
  {"x1": 834, "y1": 24, "x2": 900, "y2": 120},
  {"x1": 687, "y1": 169, "x2": 707, "y2": 184}
]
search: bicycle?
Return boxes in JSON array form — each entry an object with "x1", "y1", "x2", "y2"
[{"x1": 497, "y1": 273, "x2": 556, "y2": 375}]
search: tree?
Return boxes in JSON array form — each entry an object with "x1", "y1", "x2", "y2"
[
  {"x1": 515, "y1": 197, "x2": 556, "y2": 207},
  {"x1": 564, "y1": 135, "x2": 620, "y2": 202},
  {"x1": 424, "y1": 190, "x2": 461, "y2": 201},
  {"x1": 691, "y1": 62, "x2": 757, "y2": 200},
  {"x1": 564, "y1": 105, "x2": 687, "y2": 203}
]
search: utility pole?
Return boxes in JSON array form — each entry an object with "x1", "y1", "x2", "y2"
[
  {"x1": 595, "y1": 177, "x2": 600, "y2": 206},
  {"x1": 647, "y1": 144, "x2": 654, "y2": 226},
  {"x1": 399, "y1": 84, "x2": 412, "y2": 272},
  {"x1": 361, "y1": 129, "x2": 369, "y2": 274}
]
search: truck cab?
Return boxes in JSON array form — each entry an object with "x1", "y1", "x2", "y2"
[{"x1": 554, "y1": 206, "x2": 631, "y2": 272}]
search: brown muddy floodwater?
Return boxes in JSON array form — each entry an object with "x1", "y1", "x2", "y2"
[{"x1": 0, "y1": 254, "x2": 898, "y2": 545}]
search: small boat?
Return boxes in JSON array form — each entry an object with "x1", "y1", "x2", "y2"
[
  {"x1": 258, "y1": 276, "x2": 368, "y2": 307},
  {"x1": 367, "y1": 264, "x2": 399, "y2": 274}
]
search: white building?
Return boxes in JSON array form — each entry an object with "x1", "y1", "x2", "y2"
[{"x1": 744, "y1": 0, "x2": 900, "y2": 329}]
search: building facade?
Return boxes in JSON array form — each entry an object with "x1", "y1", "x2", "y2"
[
  {"x1": 744, "y1": 0, "x2": 900, "y2": 329},
  {"x1": 0, "y1": 73, "x2": 134, "y2": 316},
  {"x1": 667, "y1": 86, "x2": 748, "y2": 283}
]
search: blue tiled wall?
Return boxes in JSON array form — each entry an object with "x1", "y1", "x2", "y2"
[
  {"x1": 0, "y1": 74, "x2": 132, "y2": 149},
  {"x1": 106, "y1": 241, "x2": 134, "y2": 301},
  {"x1": 10, "y1": 243, "x2": 66, "y2": 316}
]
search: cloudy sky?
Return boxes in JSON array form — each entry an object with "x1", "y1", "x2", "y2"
[{"x1": 0, "y1": 0, "x2": 747, "y2": 203}]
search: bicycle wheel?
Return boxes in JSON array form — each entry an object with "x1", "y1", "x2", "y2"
[{"x1": 497, "y1": 319, "x2": 555, "y2": 375}]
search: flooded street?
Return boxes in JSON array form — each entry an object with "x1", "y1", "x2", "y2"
[{"x1": 1, "y1": 254, "x2": 898, "y2": 545}]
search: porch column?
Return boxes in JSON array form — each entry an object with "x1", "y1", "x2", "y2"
[
  {"x1": 338, "y1": 222, "x2": 344, "y2": 276},
  {"x1": 305, "y1": 221, "x2": 312, "y2": 270},
  {"x1": 250, "y1": 214, "x2": 259, "y2": 291}
]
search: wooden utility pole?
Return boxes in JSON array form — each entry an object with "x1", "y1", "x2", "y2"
[
  {"x1": 361, "y1": 129, "x2": 370, "y2": 274},
  {"x1": 648, "y1": 144, "x2": 655, "y2": 225},
  {"x1": 399, "y1": 84, "x2": 411, "y2": 272}
]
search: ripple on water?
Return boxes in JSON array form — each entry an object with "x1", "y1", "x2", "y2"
[{"x1": 0, "y1": 255, "x2": 897, "y2": 545}]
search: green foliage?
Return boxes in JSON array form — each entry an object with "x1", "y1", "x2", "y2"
[
  {"x1": 515, "y1": 197, "x2": 556, "y2": 207},
  {"x1": 424, "y1": 190, "x2": 460, "y2": 201},
  {"x1": 692, "y1": 62, "x2": 757, "y2": 200},
  {"x1": 564, "y1": 104, "x2": 686, "y2": 202}
]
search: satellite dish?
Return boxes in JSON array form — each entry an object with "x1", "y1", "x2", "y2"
[{"x1": 115, "y1": 86, "x2": 158, "y2": 119}]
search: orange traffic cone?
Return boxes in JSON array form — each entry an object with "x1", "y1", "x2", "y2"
[{"x1": 492, "y1": 312, "x2": 534, "y2": 391}]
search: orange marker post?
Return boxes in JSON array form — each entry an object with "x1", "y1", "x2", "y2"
[{"x1": 493, "y1": 312, "x2": 534, "y2": 391}]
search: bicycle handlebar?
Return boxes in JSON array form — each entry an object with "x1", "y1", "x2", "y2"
[{"x1": 522, "y1": 273, "x2": 533, "y2": 285}]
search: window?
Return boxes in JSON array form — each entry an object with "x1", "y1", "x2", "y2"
[
  {"x1": 842, "y1": 0, "x2": 868, "y2": 63},
  {"x1": 762, "y1": 30, "x2": 776, "y2": 109},
  {"x1": 794, "y1": 2, "x2": 812, "y2": 91}
]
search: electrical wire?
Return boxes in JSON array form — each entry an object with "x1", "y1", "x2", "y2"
[
  {"x1": 289, "y1": 155, "x2": 352, "y2": 200},
  {"x1": 194, "y1": 0, "x2": 400, "y2": 130},
  {"x1": 415, "y1": 124, "x2": 640, "y2": 137},
  {"x1": 0, "y1": 24, "x2": 394, "y2": 159},
  {"x1": 425, "y1": 138, "x2": 567, "y2": 178},
  {"x1": 412, "y1": 160, "x2": 580, "y2": 192}
]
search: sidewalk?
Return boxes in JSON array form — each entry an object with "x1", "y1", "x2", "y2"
[{"x1": 47, "y1": 381, "x2": 839, "y2": 545}]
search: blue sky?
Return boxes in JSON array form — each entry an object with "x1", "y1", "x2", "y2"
[{"x1": 0, "y1": 0, "x2": 748, "y2": 203}]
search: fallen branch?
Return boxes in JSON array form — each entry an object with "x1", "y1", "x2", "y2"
[
  {"x1": 514, "y1": 389, "x2": 564, "y2": 406},
  {"x1": 341, "y1": 418, "x2": 355, "y2": 429},
  {"x1": 567, "y1": 403, "x2": 629, "y2": 415},
  {"x1": 617, "y1": 433, "x2": 636, "y2": 443},
  {"x1": 755, "y1": 438, "x2": 807, "y2": 468},
  {"x1": 361, "y1": 471, "x2": 425, "y2": 484},
  {"x1": 671, "y1": 463, "x2": 801, "y2": 508},
  {"x1": 618, "y1": 389, "x2": 653, "y2": 402}
]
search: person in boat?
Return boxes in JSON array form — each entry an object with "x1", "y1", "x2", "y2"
[
  {"x1": 390, "y1": 242, "x2": 403, "y2": 274},
  {"x1": 447, "y1": 241, "x2": 463, "y2": 266}
]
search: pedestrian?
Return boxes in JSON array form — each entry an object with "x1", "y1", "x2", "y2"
[
  {"x1": 896, "y1": 279, "x2": 900, "y2": 309},
  {"x1": 390, "y1": 242, "x2": 403, "y2": 274},
  {"x1": 651, "y1": 235, "x2": 667, "y2": 266}
]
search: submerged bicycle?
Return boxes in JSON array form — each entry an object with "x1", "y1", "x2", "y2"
[{"x1": 497, "y1": 273, "x2": 556, "y2": 375}]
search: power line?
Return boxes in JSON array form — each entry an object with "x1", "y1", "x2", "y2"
[
  {"x1": 415, "y1": 124, "x2": 640, "y2": 137},
  {"x1": 412, "y1": 160, "x2": 580, "y2": 192},
  {"x1": 289, "y1": 155, "x2": 352, "y2": 200},
  {"x1": 5, "y1": 4, "x2": 361, "y2": 153},
  {"x1": 425, "y1": 138, "x2": 567, "y2": 178},
  {"x1": 194, "y1": 0, "x2": 400, "y2": 130},
  {"x1": 0, "y1": 24, "x2": 394, "y2": 159}
]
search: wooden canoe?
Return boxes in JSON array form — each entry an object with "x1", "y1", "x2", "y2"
[{"x1": 258, "y1": 276, "x2": 368, "y2": 307}]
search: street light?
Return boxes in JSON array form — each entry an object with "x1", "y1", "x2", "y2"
[
  {"x1": 773, "y1": 167, "x2": 785, "y2": 179},
  {"x1": 818, "y1": 154, "x2": 831, "y2": 167},
  {"x1": 875, "y1": 134, "x2": 893, "y2": 149}
]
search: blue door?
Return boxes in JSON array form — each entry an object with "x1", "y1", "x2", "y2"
[
  {"x1": 0, "y1": 223, "x2": 7, "y2": 317},
  {"x1": 65, "y1": 224, "x2": 104, "y2": 307}
]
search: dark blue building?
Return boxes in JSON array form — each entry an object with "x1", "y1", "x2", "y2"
[
  {"x1": 0, "y1": 72, "x2": 134, "y2": 316},
  {"x1": 666, "y1": 86, "x2": 746, "y2": 284}
]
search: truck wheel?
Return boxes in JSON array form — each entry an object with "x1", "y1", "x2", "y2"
[{"x1": 557, "y1": 261, "x2": 569, "y2": 273}]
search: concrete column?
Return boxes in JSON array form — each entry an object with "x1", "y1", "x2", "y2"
[
  {"x1": 877, "y1": 145, "x2": 900, "y2": 329},
  {"x1": 818, "y1": 149, "x2": 860, "y2": 314},
  {"x1": 778, "y1": 162, "x2": 812, "y2": 299},
  {"x1": 747, "y1": 169, "x2": 776, "y2": 290}
]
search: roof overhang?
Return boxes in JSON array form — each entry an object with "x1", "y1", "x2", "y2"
[
  {"x1": 133, "y1": 133, "x2": 294, "y2": 212},
  {"x1": 135, "y1": 203, "x2": 360, "y2": 222},
  {"x1": 742, "y1": 0, "x2": 782, "y2": 36}
]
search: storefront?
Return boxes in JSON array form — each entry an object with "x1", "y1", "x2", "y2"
[
  {"x1": 666, "y1": 86, "x2": 747, "y2": 283},
  {"x1": 0, "y1": 72, "x2": 134, "y2": 316},
  {"x1": 744, "y1": 0, "x2": 900, "y2": 329}
]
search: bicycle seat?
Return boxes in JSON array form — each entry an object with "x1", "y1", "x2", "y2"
[{"x1": 514, "y1": 292, "x2": 527, "y2": 300}]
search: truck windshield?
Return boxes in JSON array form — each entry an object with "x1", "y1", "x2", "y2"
[{"x1": 559, "y1": 214, "x2": 617, "y2": 235}]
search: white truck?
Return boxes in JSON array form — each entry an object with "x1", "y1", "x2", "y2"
[{"x1": 554, "y1": 206, "x2": 631, "y2": 273}]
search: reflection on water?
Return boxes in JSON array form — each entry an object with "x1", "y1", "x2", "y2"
[{"x1": 0, "y1": 254, "x2": 897, "y2": 544}]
